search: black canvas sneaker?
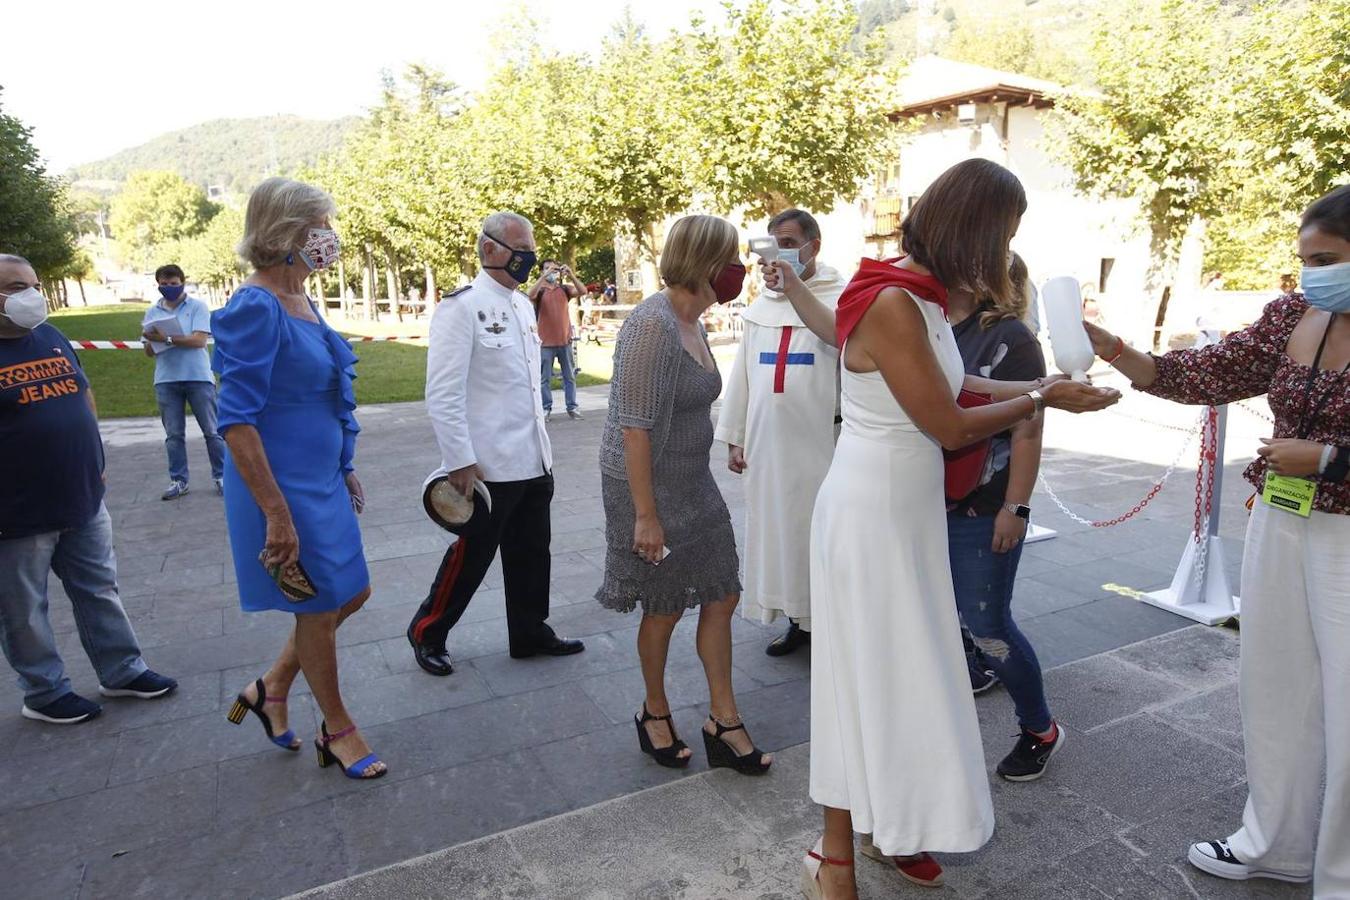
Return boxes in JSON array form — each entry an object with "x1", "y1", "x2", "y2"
[{"x1": 1187, "y1": 840, "x2": 1311, "y2": 883}]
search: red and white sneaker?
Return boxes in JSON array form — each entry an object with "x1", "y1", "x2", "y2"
[{"x1": 860, "y1": 835, "x2": 944, "y2": 888}]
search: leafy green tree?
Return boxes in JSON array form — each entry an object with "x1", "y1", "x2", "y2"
[
  {"x1": 0, "y1": 89, "x2": 75, "y2": 279},
  {"x1": 161, "y1": 205, "x2": 247, "y2": 294},
  {"x1": 55, "y1": 245, "x2": 96, "y2": 305},
  {"x1": 65, "y1": 188, "x2": 109, "y2": 240},
  {"x1": 1049, "y1": 0, "x2": 1239, "y2": 345},
  {"x1": 856, "y1": 0, "x2": 909, "y2": 36},
  {"x1": 938, "y1": 14, "x2": 1085, "y2": 83},
  {"x1": 574, "y1": 244, "x2": 617, "y2": 287},
  {"x1": 579, "y1": 25, "x2": 698, "y2": 261},
  {"x1": 109, "y1": 170, "x2": 218, "y2": 270},
  {"x1": 455, "y1": 17, "x2": 608, "y2": 266},
  {"x1": 1204, "y1": 0, "x2": 1350, "y2": 288},
  {"x1": 311, "y1": 64, "x2": 480, "y2": 300},
  {"x1": 684, "y1": 0, "x2": 903, "y2": 218},
  {"x1": 1240, "y1": 0, "x2": 1350, "y2": 203}
]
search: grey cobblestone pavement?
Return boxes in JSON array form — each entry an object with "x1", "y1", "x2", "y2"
[
  {"x1": 298, "y1": 626, "x2": 1306, "y2": 900},
  {"x1": 0, "y1": 379, "x2": 1296, "y2": 899}
]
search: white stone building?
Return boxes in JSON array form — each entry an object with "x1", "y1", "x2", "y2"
[
  {"x1": 843, "y1": 56, "x2": 1207, "y2": 345},
  {"x1": 618, "y1": 56, "x2": 1205, "y2": 346}
]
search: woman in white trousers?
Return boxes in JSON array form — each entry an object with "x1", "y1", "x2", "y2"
[{"x1": 1086, "y1": 184, "x2": 1350, "y2": 896}]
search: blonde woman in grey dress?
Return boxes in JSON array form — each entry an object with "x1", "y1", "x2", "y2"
[{"x1": 597, "y1": 215, "x2": 772, "y2": 775}]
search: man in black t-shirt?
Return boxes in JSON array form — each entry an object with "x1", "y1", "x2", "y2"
[{"x1": 0, "y1": 254, "x2": 176, "y2": 725}]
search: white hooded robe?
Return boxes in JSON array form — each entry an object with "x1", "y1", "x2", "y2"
[{"x1": 715, "y1": 264, "x2": 847, "y2": 629}]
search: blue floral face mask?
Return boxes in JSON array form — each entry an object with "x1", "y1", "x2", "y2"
[{"x1": 1302, "y1": 261, "x2": 1350, "y2": 313}]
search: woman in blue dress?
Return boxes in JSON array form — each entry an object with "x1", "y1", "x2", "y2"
[{"x1": 215, "y1": 177, "x2": 384, "y2": 779}]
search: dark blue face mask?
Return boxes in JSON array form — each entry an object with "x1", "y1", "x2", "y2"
[
  {"x1": 482, "y1": 232, "x2": 537, "y2": 284},
  {"x1": 158, "y1": 284, "x2": 185, "y2": 302}
]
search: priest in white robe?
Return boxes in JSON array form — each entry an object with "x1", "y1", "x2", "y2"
[{"x1": 715, "y1": 209, "x2": 846, "y2": 656}]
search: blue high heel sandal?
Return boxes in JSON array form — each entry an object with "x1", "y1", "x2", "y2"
[
  {"x1": 226, "y1": 678, "x2": 300, "y2": 751},
  {"x1": 316, "y1": 721, "x2": 387, "y2": 780}
]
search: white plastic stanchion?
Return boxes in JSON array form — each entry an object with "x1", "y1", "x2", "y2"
[
  {"x1": 1140, "y1": 405, "x2": 1240, "y2": 624},
  {"x1": 1025, "y1": 523, "x2": 1057, "y2": 544}
]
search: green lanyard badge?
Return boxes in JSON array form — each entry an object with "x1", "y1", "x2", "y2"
[
  {"x1": 1262, "y1": 473, "x2": 1316, "y2": 517},
  {"x1": 1263, "y1": 313, "x2": 1348, "y2": 518}
]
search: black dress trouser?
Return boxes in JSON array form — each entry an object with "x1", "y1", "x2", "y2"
[{"x1": 409, "y1": 472, "x2": 554, "y2": 654}]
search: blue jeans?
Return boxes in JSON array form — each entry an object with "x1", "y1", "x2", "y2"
[
  {"x1": 156, "y1": 380, "x2": 225, "y2": 483},
  {"x1": 947, "y1": 512, "x2": 1052, "y2": 733},
  {"x1": 540, "y1": 344, "x2": 578, "y2": 412},
  {"x1": 0, "y1": 505, "x2": 147, "y2": 706}
]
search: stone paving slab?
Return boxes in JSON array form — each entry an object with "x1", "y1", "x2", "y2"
[
  {"x1": 0, "y1": 381, "x2": 1271, "y2": 898},
  {"x1": 294, "y1": 627, "x2": 1310, "y2": 900}
]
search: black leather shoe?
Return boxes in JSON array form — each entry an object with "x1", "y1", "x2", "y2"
[
  {"x1": 407, "y1": 624, "x2": 453, "y2": 676},
  {"x1": 765, "y1": 622, "x2": 810, "y2": 657},
  {"x1": 510, "y1": 634, "x2": 586, "y2": 659}
]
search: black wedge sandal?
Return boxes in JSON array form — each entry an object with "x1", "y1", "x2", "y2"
[
  {"x1": 635, "y1": 704, "x2": 692, "y2": 769},
  {"x1": 703, "y1": 714, "x2": 772, "y2": 775}
]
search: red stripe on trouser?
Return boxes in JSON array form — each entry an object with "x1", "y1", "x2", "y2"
[
  {"x1": 412, "y1": 537, "x2": 468, "y2": 644},
  {"x1": 773, "y1": 326, "x2": 792, "y2": 393}
]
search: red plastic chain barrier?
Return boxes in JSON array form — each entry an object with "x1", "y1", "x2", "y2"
[
  {"x1": 73, "y1": 336, "x2": 427, "y2": 350},
  {"x1": 1037, "y1": 408, "x2": 1208, "y2": 528}
]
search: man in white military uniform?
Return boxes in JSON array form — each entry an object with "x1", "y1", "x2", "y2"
[
  {"x1": 407, "y1": 211, "x2": 585, "y2": 676},
  {"x1": 715, "y1": 209, "x2": 847, "y2": 656}
]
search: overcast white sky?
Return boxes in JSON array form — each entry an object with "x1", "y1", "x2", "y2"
[{"x1": 4, "y1": 0, "x2": 727, "y2": 172}]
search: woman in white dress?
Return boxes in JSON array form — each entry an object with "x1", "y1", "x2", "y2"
[{"x1": 765, "y1": 160, "x2": 1120, "y2": 899}]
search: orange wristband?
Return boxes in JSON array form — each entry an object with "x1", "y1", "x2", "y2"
[{"x1": 1103, "y1": 336, "x2": 1125, "y2": 364}]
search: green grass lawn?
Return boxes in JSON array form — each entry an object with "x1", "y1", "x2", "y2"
[{"x1": 49, "y1": 304, "x2": 611, "y2": 419}]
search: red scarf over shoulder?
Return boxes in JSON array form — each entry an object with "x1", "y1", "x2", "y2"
[{"x1": 834, "y1": 257, "x2": 948, "y2": 347}]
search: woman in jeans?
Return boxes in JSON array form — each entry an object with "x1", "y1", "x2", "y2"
[
  {"x1": 947, "y1": 257, "x2": 1061, "y2": 782},
  {"x1": 1086, "y1": 185, "x2": 1350, "y2": 894}
]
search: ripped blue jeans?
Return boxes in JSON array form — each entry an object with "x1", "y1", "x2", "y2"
[{"x1": 947, "y1": 511, "x2": 1052, "y2": 733}]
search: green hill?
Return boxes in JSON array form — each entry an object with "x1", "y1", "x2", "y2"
[
  {"x1": 858, "y1": 0, "x2": 1101, "y2": 84},
  {"x1": 69, "y1": 115, "x2": 359, "y2": 195}
]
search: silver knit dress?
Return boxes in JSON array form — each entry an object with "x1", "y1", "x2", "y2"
[{"x1": 596, "y1": 294, "x2": 742, "y2": 614}]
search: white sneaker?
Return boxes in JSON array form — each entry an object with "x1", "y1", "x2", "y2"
[{"x1": 1187, "y1": 840, "x2": 1310, "y2": 883}]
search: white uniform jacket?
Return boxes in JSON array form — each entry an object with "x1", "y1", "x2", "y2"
[{"x1": 425, "y1": 271, "x2": 553, "y2": 483}]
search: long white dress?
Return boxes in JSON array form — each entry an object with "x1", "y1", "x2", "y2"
[
  {"x1": 715, "y1": 266, "x2": 846, "y2": 629},
  {"x1": 808, "y1": 291, "x2": 995, "y2": 856}
]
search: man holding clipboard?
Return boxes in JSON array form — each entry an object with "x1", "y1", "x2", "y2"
[{"x1": 141, "y1": 264, "x2": 224, "y2": 499}]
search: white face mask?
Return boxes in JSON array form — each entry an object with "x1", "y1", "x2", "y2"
[
  {"x1": 0, "y1": 287, "x2": 48, "y2": 330},
  {"x1": 777, "y1": 241, "x2": 816, "y2": 278}
]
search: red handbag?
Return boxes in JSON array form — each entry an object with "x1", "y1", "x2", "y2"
[{"x1": 944, "y1": 389, "x2": 993, "y2": 502}]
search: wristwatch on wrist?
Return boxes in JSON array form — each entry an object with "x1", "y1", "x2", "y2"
[
  {"x1": 1323, "y1": 445, "x2": 1350, "y2": 484},
  {"x1": 1319, "y1": 443, "x2": 1335, "y2": 474},
  {"x1": 1003, "y1": 503, "x2": 1031, "y2": 520},
  {"x1": 1025, "y1": 389, "x2": 1045, "y2": 420}
]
